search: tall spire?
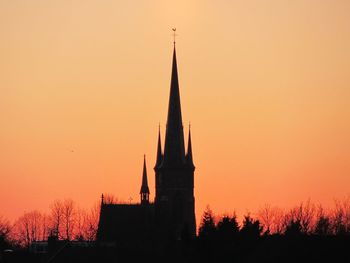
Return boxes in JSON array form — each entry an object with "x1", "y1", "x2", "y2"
[
  {"x1": 161, "y1": 40, "x2": 186, "y2": 168},
  {"x1": 140, "y1": 155, "x2": 150, "y2": 204},
  {"x1": 154, "y1": 124, "x2": 163, "y2": 169},
  {"x1": 186, "y1": 124, "x2": 195, "y2": 168}
]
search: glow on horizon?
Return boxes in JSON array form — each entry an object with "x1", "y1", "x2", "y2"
[{"x1": 0, "y1": 1, "x2": 350, "y2": 223}]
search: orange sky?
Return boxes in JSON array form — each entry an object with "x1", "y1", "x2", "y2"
[{"x1": 1, "y1": 0, "x2": 350, "y2": 223}]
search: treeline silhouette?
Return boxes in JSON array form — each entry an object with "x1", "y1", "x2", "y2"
[
  {"x1": 0, "y1": 198, "x2": 100, "y2": 249},
  {"x1": 1, "y1": 197, "x2": 349, "y2": 263},
  {"x1": 199, "y1": 198, "x2": 350, "y2": 238},
  {"x1": 196, "y1": 200, "x2": 350, "y2": 262},
  {"x1": 0, "y1": 193, "x2": 135, "y2": 251}
]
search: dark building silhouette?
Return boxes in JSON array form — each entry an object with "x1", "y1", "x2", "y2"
[
  {"x1": 97, "y1": 42, "x2": 196, "y2": 245},
  {"x1": 140, "y1": 155, "x2": 150, "y2": 205}
]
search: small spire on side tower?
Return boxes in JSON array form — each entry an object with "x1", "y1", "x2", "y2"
[
  {"x1": 140, "y1": 155, "x2": 150, "y2": 205},
  {"x1": 154, "y1": 124, "x2": 163, "y2": 170},
  {"x1": 186, "y1": 123, "x2": 195, "y2": 168}
]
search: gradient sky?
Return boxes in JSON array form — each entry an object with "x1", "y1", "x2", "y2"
[{"x1": 1, "y1": 0, "x2": 350, "y2": 223}]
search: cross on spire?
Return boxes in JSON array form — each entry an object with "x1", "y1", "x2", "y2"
[{"x1": 172, "y1": 28, "x2": 177, "y2": 45}]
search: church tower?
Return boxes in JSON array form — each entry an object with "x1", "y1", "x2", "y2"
[{"x1": 154, "y1": 41, "x2": 196, "y2": 240}]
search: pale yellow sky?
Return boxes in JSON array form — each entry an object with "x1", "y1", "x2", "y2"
[{"x1": 0, "y1": 0, "x2": 350, "y2": 222}]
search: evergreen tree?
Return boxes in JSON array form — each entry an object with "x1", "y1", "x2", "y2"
[
  {"x1": 240, "y1": 215, "x2": 262, "y2": 239},
  {"x1": 198, "y1": 206, "x2": 216, "y2": 240},
  {"x1": 217, "y1": 215, "x2": 240, "y2": 243}
]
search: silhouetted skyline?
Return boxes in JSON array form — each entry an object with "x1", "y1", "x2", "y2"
[{"x1": 1, "y1": 1, "x2": 350, "y2": 230}]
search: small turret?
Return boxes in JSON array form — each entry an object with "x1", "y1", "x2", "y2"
[{"x1": 140, "y1": 155, "x2": 150, "y2": 205}]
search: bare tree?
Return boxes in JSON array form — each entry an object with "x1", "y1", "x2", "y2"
[
  {"x1": 332, "y1": 197, "x2": 350, "y2": 235},
  {"x1": 83, "y1": 202, "x2": 100, "y2": 241},
  {"x1": 50, "y1": 200, "x2": 63, "y2": 238},
  {"x1": 13, "y1": 211, "x2": 43, "y2": 247},
  {"x1": 72, "y1": 202, "x2": 100, "y2": 241},
  {"x1": 283, "y1": 200, "x2": 316, "y2": 235},
  {"x1": 344, "y1": 197, "x2": 350, "y2": 234},
  {"x1": 314, "y1": 205, "x2": 331, "y2": 235},
  {"x1": 271, "y1": 207, "x2": 285, "y2": 234},
  {"x1": 257, "y1": 205, "x2": 285, "y2": 234},
  {"x1": 103, "y1": 193, "x2": 118, "y2": 204},
  {"x1": 40, "y1": 213, "x2": 50, "y2": 241},
  {"x1": 74, "y1": 207, "x2": 86, "y2": 240},
  {"x1": 294, "y1": 199, "x2": 316, "y2": 234},
  {"x1": 257, "y1": 204, "x2": 273, "y2": 234},
  {"x1": 0, "y1": 215, "x2": 11, "y2": 248},
  {"x1": 62, "y1": 199, "x2": 76, "y2": 240},
  {"x1": 48, "y1": 199, "x2": 100, "y2": 241},
  {"x1": 0, "y1": 215, "x2": 11, "y2": 237}
]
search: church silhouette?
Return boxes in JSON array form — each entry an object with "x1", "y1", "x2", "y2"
[{"x1": 96, "y1": 42, "x2": 196, "y2": 246}]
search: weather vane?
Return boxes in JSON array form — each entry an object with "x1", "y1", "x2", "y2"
[{"x1": 172, "y1": 28, "x2": 177, "y2": 44}]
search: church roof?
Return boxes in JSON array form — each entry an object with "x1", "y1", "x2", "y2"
[{"x1": 97, "y1": 204, "x2": 155, "y2": 244}]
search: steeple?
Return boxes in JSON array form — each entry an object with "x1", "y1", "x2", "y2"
[
  {"x1": 154, "y1": 124, "x2": 163, "y2": 170},
  {"x1": 186, "y1": 124, "x2": 195, "y2": 169},
  {"x1": 154, "y1": 37, "x2": 196, "y2": 240},
  {"x1": 161, "y1": 43, "x2": 186, "y2": 168},
  {"x1": 140, "y1": 155, "x2": 150, "y2": 205}
]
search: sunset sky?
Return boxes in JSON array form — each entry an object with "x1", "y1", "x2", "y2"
[{"x1": 1, "y1": 0, "x2": 350, "y2": 223}]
